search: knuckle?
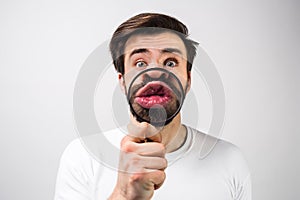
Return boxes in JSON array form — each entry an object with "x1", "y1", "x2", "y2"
[
  {"x1": 162, "y1": 158, "x2": 168, "y2": 168},
  {"x1": 156, "y1": 143, "x2": 166, "y2": 154},
  {"x1": 130, "y1": 173, "x2": 142, "y2": 182},
  {"x1": 121, "y1": 141, "x2": 135, "y2": 153},
  {"x1": 120, "y1": 137, "x2": 128, "y2": 148},
  {"x1": 158, "y1": 170, "x2": 166, "y2": 180},
  {"x1": 130, "y1": 155, "x2": 141, "y2": 167},
  {"x1": 121, "y1": 143, "x2": 130, "y2": 152}
]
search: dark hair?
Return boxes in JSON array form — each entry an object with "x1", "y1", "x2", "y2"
[{"x1": 109, "y1": 13, "x2": 198, "y2": 75}]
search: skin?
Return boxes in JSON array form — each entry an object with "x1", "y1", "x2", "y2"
[{"x1": 109, "y1": 32, "x2": 191, "y2": 200}]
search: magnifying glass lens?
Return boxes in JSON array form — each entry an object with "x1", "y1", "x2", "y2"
[{"x1": 126, "y1": 68, "x2": 185, "y2": 127}]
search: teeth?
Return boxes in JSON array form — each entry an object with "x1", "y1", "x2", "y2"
[{"x1": 144, "y1": 85, "x2": 164, "y2": 96}]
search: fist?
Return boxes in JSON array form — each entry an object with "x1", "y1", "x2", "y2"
[{"x1": 109, "y1": 122, "x2": 167, "y2": 200}]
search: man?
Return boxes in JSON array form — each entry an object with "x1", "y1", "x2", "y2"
[{"x1": 55, "y1": 13, "x2": 251, "y2": 199}]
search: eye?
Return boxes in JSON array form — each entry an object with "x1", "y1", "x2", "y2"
[
  {"x1": 164, "y1": 58, "x2": 178, "y2": 67},
  {"x1": 135, "y1": 61, "x2": 147, "y2": 68}
]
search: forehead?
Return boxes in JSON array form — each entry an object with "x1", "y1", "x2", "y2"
[{"x1": 124, "y1": 32, "x2": 187, "y2": 58}]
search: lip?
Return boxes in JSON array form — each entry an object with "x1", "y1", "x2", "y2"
[{"x1": 134, "y1": 81, "x2": 173, "y2": 108}]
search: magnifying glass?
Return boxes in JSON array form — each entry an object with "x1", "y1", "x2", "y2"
[{"x1": 124, "y1": 67, "x2": 187, "y2": 127}]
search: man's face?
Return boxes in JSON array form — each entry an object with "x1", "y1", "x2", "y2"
[{"x1": 121, "y1": 31, "x2": 190, "y2": 124}]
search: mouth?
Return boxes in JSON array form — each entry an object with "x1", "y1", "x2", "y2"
[{"x1": 134, "y1": 81, "x2": 173, "y2": 109}]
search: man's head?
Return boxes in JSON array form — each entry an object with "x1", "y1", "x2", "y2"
[
  {"x1": 109, "y1": 13, "x2": 198, "y2": 126},
  {"x1": 109, "y1": 13, "x2": 198, "y2": 75}
]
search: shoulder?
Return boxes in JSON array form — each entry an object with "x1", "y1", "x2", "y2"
[
  {"x1": 187, "y1": 126, "x2": 251, "y2": 176},
  {"x1": 62, "y1": 138, "x2": 85, "y2": 155},
  {"x1": 58, "y1": 128, "x2": 125, "y2": 173},
  {"x1": 58, "y1": 138, "x2": 97, "y2": 173},
  {"x1": 187, "y1": 127, "x2": 252, "y2": 197},
  {"x1": 188, "y1": 127, "x2": 246, "y2": 157}
]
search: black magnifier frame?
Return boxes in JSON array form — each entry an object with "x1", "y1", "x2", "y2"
[{"x1": 126, "y1": 67, "x2": 186, "y2": 127}]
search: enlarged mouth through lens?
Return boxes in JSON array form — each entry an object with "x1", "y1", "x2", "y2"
[
  {"x1": 127, "y1": 68, "x2": 185, "y2": 126},
  {"x1": 134, "y1": 81, "x2": 173, "y2": 108}
]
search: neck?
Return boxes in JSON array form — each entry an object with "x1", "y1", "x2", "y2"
[{"x1": 159, "y1": 113, "x2": 187, "y2": 153}]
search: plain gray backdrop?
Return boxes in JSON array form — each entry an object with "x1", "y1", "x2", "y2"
[{"x1": 0, "y1": 0, "x2": 299, "y2": 199}]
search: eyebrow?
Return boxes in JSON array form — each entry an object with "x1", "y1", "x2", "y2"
[
  {"x1": 129, "y1": 48, "x2": 183, "y2": 58},
  {"x1": 161, "y1": 48, "x2": 183, "y2": 55},
  {"x1": 129, "y1": 48, "x2": 149, "y2": 58}
]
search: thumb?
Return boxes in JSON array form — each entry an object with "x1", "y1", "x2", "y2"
[{"x1": 127, "y1": 114, "x2": 162, "y2": 143}]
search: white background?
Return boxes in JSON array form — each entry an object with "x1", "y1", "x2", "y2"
[{"x1": 0, "y1": 0, "x2": 299, "y2": 199}]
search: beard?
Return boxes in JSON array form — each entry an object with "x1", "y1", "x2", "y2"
[{"x1": 130, "y1": 92, "x2": 180, "y2": 125}]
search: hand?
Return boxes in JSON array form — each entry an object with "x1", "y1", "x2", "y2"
[{"x1": 109, "y1": 122, "x2": 167, "y2": 200}]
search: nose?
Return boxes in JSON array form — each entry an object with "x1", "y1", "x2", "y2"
[
  {"x1": 145, "y1": 67, "x2": 164, "y2": 78},
  {"x1": 143, "y1": 68, "x2": 169, "y2": 82}
]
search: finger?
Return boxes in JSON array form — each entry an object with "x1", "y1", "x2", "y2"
[
  {"x1": 127, "y1": 121, "x2": 148, "y2": 141},
  {"x1": 121, "y1": 137, "x2": 165, "y2": 157},
  {"x1": 144, "y1": 124, "x2": 162, "y2": 143},
  {"x1": 135, "y1": 143, "x2": 166, "y2": 157},
  {"x1": 118, "y1": 153, "x2": 167, "y2": 173},
  {"x1": 127, "y1": 119, "x2": 162, "y2": 143},
  {"x1": 143, "y1": 170, "x2": 166, "y2": 190},
  {"x1": 124, "y1": 156, "x2": 167, "y2": 172},
  {"x1": 141, "y1": 157, "x2": 168, "y2": 170}
]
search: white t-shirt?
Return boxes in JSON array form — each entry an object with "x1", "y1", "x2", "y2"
[{"x1": 54, "y1": 126, "x2": 251, "y2": 200}]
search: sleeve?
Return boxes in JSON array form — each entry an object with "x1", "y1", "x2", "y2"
[
  {"x1": 236, "y1": 173, "x2": 252, "y2": 200},
  {"x1": 54, "y1": 139, "x2": 96, "y2": 200},
  {"x1": 227, "y1": 144, "x2": 252, "y2": 200}
]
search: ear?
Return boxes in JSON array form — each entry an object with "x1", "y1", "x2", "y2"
[
  {"x1": 186, "y1": 71, "x2": 192, "y2": 93},
  {"x1": 118, "y1": 73, "x2": 126, "y2": 94}
]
